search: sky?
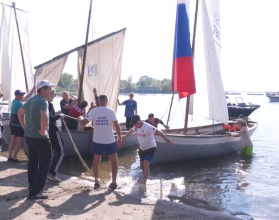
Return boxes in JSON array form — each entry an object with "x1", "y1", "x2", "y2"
[{"x1": 2, "y1": 0, "x2": 279, "y2": 92}]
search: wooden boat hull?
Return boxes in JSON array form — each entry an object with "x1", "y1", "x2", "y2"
[
  {"x1": 23, "y1": 129, "x2": 138, "y2": 158},
  {"x1": 152, "y1": 122, "x2": 258, "y2": 164}
]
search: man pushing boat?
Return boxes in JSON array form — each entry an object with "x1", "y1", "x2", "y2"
[
  {"x1": 78, "y1": 95, "x2": 122, "y2": 190},
  {"x1": 122, "y1": 115, "x2": 174, "y2": 189}
]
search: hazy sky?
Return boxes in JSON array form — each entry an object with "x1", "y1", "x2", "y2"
[{"x1": 3, "y1": 0, "x2": 279, "y2": 92}]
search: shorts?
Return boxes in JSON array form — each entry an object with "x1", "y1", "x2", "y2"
[
  {"x1": 138, "y1": 147, "x2": 156, "y2": 162},
  {"x1": 91, "y1": 142, "x2": 118, "y2": 156},
  {"x1": 241, "y1": 146, "x2": 253, "y2": 156},
  {"x1": 9, "y1": 124, "x2": 24, "y2": 137}
]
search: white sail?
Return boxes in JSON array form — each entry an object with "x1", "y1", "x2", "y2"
[
  {"x1": 193, "y1": 0, "x2": 228, "y2": 124},
  {"x1": 34, "y1": 56, "x2": 68, "y2": 90},
  {"x1": 0, "y1": 5, "x2": 34, "y2": 111},
  {"x1": 77, "y1": 29, "x2": 126, "y2": 112}
]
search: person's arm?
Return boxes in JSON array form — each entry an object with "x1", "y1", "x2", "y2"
[
  {"x1": 62, "y1": 99, "x2": 77, "y2": 110},
  {"x1": 134, "y1": 101, "x2": 137, "y2": 114},
  {"x1": 49, "y1": 103, "x2": 61, "y2": 122},
  {"x1": 79, "y1": 116, "x2": 89, "y2": 126},
  {"x1": 71, "y1": 95, "x2": 77, "y2": 99},
  {"x1": 122, "y1": 128, "x2": 135, "y2": 138},
  {"x1": 113, "y1": 120, "x2": 122, "y2": 147},
  {"x1": 230, "y1": 128, "x2": 244, "y2": 137},
  {"x1": 37, "y1": 101, "x2": 49, "y2": 136},
  {"x1": 22, "y1": 86, "x2": 35, "y2": 102},
  {"x1": 159, "y1": 119, "x2": 169, "y2": 130},
  {"x1": 79, "y1": 108, "x2": 94, "y2": 126},
  {"x1": 17, "y1": 107, "x2": 25, "y2": 130},
  {"x1": 156, "y1": 130, "x2": 174, "y2": 147},
  {"x1": 38, "y1": 111, "x2": 48, "y2": 136},
  {"x1": 117, "y1": 99, "x2": 124, "y2": 106}
]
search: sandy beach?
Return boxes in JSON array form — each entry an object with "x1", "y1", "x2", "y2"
[{"x1": 0, "y1": 156, "x2": 242, "y2": 220}]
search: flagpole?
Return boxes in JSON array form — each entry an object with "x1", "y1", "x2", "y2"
[
  {"x1": 12, "y1": 2, "x2": 29, "y2": 93},
  {"x1": 78, "y1": 0, "x2": 93, "y2": 106},
  {"x1": 184, "y1": 0, "x2": 199, "y2": 133}
]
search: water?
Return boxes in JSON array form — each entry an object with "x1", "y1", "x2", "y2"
[{"x1": 2, "y1": 93, "x2": 279, "y2": 219}]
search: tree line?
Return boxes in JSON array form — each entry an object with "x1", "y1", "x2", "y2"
[
  {"x1": 57, "y1": 73, "x2": 171, "y2": 93},
  {"x1": 121, "y1": 75, "x2": 171, "y2": 92}
]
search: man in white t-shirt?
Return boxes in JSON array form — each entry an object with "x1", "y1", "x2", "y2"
[
  {"x1": 78, "y1": 95, "x2": 122, "y2": 190},
  {"x1": 122, "y1": 115, "x2": 174, "y2": 187}
]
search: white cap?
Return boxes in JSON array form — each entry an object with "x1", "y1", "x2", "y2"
[{"x1": 36, "y1": 80, "x2": 55, "y2": 90}]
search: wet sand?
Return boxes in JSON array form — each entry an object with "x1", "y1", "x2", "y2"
[{"x1": 0, "y1": 156, "x2": 242, "y2": 220}]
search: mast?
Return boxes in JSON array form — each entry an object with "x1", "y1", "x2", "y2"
[
  {"x1": 78, "y1": 0, "x2": 93, "y2": 106},
  {"x1": 12, "y1": 2, "x2": 29, "y2": 93},
  {"x1": 184, "y1": 0, "x2": 199, "y2": 133},
  {"x1": 166, "y1": 92, "x2": 174, "y2": 127}
]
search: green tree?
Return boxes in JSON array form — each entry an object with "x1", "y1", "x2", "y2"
[
  {"x1": 161, "y1": 78, "x2": 171, "y2": 92},
  {"x1": 137, "y1": 75, "x2": 153, "y2": 87},
  {"x1": 59, "y1": 73, "x2": 74, "y2": 89}
]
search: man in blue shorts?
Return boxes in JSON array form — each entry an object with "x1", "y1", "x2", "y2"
[
  {"x1": 117, "y1": 92, "x2": 137, "y2": 130},
  {"x1": 122, "y1": 115, "x2": 174, "y2": 187},
  {"x1": 78, "y1": 95, "x2": 122, "y2": 190}
]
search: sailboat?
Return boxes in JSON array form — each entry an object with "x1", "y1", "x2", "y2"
[
  {"x1": 22, "y1": 1, "x2": 138, "y2": 158},
  {"x1": 152, "y1": 0, "x2": 258, "y2": 164},
  {"x1": 0, "y1": 3, "x2": 34, "y2": 147}
]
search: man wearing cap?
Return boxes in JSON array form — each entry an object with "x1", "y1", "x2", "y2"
[
  {"x1": 122, "y1": 115, "x2": 174, "y2": 188},
  {"x1": 8, "y1": 88, "x2": 34, "y2": 162},
  {"x1": 18, "y1": 80, "x2": 55, "y2": 200},
  {"x1": 117, "y1": 92, "x2": 137, "y2": 130}
]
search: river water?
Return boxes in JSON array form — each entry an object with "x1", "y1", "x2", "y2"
[{"x1": 2, "y1": 93, "x2": 279, "y2": 220}]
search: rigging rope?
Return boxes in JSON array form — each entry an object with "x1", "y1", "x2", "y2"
[
  {"x1": 61, "y1": 116, "x2": 104, "y2": 187},
  {"x1": 169, "y1": 99, "x2": 179, "y2": 128}
]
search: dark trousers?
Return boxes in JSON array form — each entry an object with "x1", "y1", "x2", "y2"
[
  {"x1": 49, "y1": 130, "x2": 64, "y2": 175},
  {"x1": 25, "y1": 137, "x2": 52, "y2": 196},
  {"x1": 126, "y1": 117, "x2": 132, "y2": 130}
]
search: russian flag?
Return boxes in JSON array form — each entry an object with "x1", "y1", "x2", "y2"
[{"x1": 171, "y1": 0, "x2": 196, "y2": 99}]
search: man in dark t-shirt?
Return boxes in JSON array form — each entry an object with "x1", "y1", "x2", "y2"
[
  {"x1": 145, "y1": 113, "x2": 169, "y2": 130},
  {"x1": 60, "y1": 91, "x2": 75, "y2": 115},
  {"x1": 60, "y1": 91, "x2": 75, "y2": 129}
]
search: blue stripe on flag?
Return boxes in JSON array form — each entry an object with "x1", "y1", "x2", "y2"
[{"x1": 173, "y1": 3, "x2": 192, "y2": 58}]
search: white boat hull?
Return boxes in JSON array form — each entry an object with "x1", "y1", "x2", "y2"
[
  {"x1": 267, "y1": 96, "x2": 279, "y2": 102},
  {"x1": 152, "y1": 122, "x2": 258, "y2": 164}
]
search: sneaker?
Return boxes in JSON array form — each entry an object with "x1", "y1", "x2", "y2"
[
  {"x1": 28, "y1": 193, "x2": 48, "y2": 200},
  {"x1": 7, "y1": 158, "x2": 13, "y2": 162},
  {"x1": 93, "y1": 183, "x2": 101, "y2": 190},
  {"x1": 47, "y1": 173, "x2": 61, "y2": 183},
  {"x1": 109, "y1": 183, "x2": 117, "y2": 190},
  {"x1": 11, "y1": 159, "x2": 20, "y2": 163}
]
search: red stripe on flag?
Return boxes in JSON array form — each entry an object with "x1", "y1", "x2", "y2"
[{"x1": 171, "y1": 57, "x2": 196, "y2": 99}]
